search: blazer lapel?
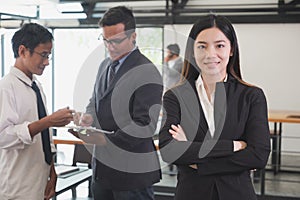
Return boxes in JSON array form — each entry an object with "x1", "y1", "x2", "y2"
[
  {"x1": 179, "y1": 81, "x2": 209, "y2": 138},
  {"x1": 213, "y1": 82, "x2": 227, "y2": 139},
  {"x1": 95, "y1": 59, "x2": 111, "y2": 101}
]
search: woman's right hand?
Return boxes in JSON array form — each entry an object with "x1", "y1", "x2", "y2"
[{"x1": 169, "y1": 124, "x2": 187, "y2": 141}]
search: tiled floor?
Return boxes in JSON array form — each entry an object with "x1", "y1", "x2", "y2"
[
  {"x1": 53, "y1": 154, "x2": 300, "y2": 200},
  {"x1": 258, "y1": 153, "x2": 300, "y2": 198}
]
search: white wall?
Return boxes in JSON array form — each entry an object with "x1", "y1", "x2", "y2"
[{"x1": 164, "y1": 23, "x2": 300, "y2": 152}]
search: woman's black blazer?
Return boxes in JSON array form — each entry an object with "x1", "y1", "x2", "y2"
[{"x1": 159, "y1": 75, "x2": 270, "y2": 200}]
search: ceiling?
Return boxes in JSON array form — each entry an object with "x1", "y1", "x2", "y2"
[{"x1": 1, "y1": 0, "x2": 300, "y2": 28}]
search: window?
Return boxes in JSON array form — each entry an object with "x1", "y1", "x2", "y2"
[
  {"x1": 53, "y1": 28, "x2": 100, "y2": 113},
  {"x1": 136, "y1": 27, "x2": 163, "y2": 73}
]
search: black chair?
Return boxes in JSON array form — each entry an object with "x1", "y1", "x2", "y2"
[{"x1": 71, "y1": 144, "x2": 93, "y2": 198}]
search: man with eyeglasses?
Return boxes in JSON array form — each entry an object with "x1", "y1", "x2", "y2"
[
  {"x1": 0, "y1": 23, "x2": 74, "y2": 200},
  {"x1": 72, "y1": 6, "x2": 162, "y2": 200}
]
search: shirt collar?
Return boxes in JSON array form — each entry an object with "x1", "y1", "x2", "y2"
[
  {"x1": 10, "y1": 66, "x2": 37, "y2": 87},
  {"x1": 118, "y1": 46, "x2": 137, "y2": 64},
  {"x1": 113, "y1": 46, "x2": 137, "y2": 73},
  {"x1": 196, "y1": 73, "x2": 228, "y2": 88}
]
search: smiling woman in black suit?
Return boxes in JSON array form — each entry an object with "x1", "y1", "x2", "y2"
[{"x1": 159, "y1": 14, "x2": 271, "y2": 200}]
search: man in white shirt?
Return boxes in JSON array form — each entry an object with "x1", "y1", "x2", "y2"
[{"x1": 0, "y1": 23, "x2": 74, "y2": 200}]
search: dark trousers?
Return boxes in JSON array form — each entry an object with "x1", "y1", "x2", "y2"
[
  {"x1": 92, "y1": 180, "x2": 154, "y2": 200},
  {"x1": 212, "y1": 185, "x2": 219, "y2": 200}
]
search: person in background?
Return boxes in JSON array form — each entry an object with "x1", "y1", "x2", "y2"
[
  {"x1": 163, "y1": 44, "x2": 183, "y2": 174},
  {"x1": 71, "y1": 6, "x2": 162, "y2": 200},
  {"x1": 159, "y1": 15, "x2": 270, "y2": 200},
  {"x1": 163, "y1": 43, "x2": 183, "y2": 91},
  {"x1": 0, "y1": 23, "x2": 74, "y2": 200}
]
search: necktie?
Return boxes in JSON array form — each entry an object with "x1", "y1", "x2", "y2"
[
  {"x1": 31, "y1": 81, "x2": 52, "y2": 165},
  {"x1": 108, "y1": 60, "x2": 119, "y2": 85}
]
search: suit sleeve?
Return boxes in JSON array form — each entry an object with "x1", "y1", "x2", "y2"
[
  {"x1": 159, "y1": 89, "x2": 234, "y2": 165},
  {"x1": 196, "y1": 88, "x2": 271, "y2": 175},
  {"x1": 85, "y1": 65, "x2": 102, "y2": 128},
  {"x1": 105, "y1": 62, "x2": 163, "y2": 152}
]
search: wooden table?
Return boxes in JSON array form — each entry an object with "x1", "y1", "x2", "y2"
[
  {"x1": 53, "y1": 135, "x2": 84, "y2": 145},
  {"x1": 268, "y1": 110, "x2": 300, "y2": 174},
  {"x1": 269, "y1": 110, "x2": 300, "y2": 123}
]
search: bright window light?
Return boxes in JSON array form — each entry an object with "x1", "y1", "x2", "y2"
[
  {"x1": 0, "y1": 28, "x2": 6, "y2": 36},
  {"x1": 57, "y1": 3, "x2": 83, "y2": 12},
  {"x1": 40, "y1": 4, "x2": 86, "y2": 19},
  {"x1": 0, "y1": 5, "x2": 37, "y2": 18}
]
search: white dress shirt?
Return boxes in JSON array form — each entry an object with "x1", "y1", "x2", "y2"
[
  {"x1": 196, "y1": 74, "x2": 228, "y2": 138},
  {"x1": 0, "y1": 67, "x2": 56, "y2": 200}
]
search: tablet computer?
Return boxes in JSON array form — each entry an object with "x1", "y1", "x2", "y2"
[{"x1": 59, "y1": 125, "x2": 114, "y2": 135}]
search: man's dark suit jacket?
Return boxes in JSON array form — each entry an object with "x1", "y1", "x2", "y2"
[
  {"x1": 159, "y1": 75, "x2": 270, "y2": 200},
  {"x1": 86, "y1": 49, "x2": 162, "y2": 190}
]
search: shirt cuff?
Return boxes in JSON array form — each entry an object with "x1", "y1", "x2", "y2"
[{"x1": 16, "y1": 121, "x2": 35, "y2": 145}]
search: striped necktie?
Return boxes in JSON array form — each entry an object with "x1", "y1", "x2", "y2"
[{"x1": 108, "y1": 60, "x2": 119, "y2": 85}]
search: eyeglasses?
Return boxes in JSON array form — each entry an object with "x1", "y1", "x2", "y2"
[
  {"x1": 99, "y1": 34, "x2": 129, "y2": 46},
  {"x1": 33, "y1": 50, "x2": 52, "y2": 60}
]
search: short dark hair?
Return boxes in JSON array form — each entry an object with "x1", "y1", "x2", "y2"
[
  {"x1": 98, "y1": 6, "x2": 136, "y2": 36},
  {"x1": 167, "y1": 44, "x2": 180, "y2": 56},
  {"x1": 11, "y1": 23, "x2": 53, "y2": 58}
]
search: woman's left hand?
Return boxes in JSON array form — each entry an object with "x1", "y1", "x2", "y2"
[
  {"x1": 189, "y1": 164, "x2": 198, "y2": 169},
  {"x1": 169, "y1": 124, "x2": 187, "y2": 141}
]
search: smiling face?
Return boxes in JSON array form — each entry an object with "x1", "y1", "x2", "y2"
[
  {"x1": 194, "y1": 27, "x2": 232, "y2": 81},
  {"x1": 16, "y1": 42, "x2": 52, "y2": 79}
]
